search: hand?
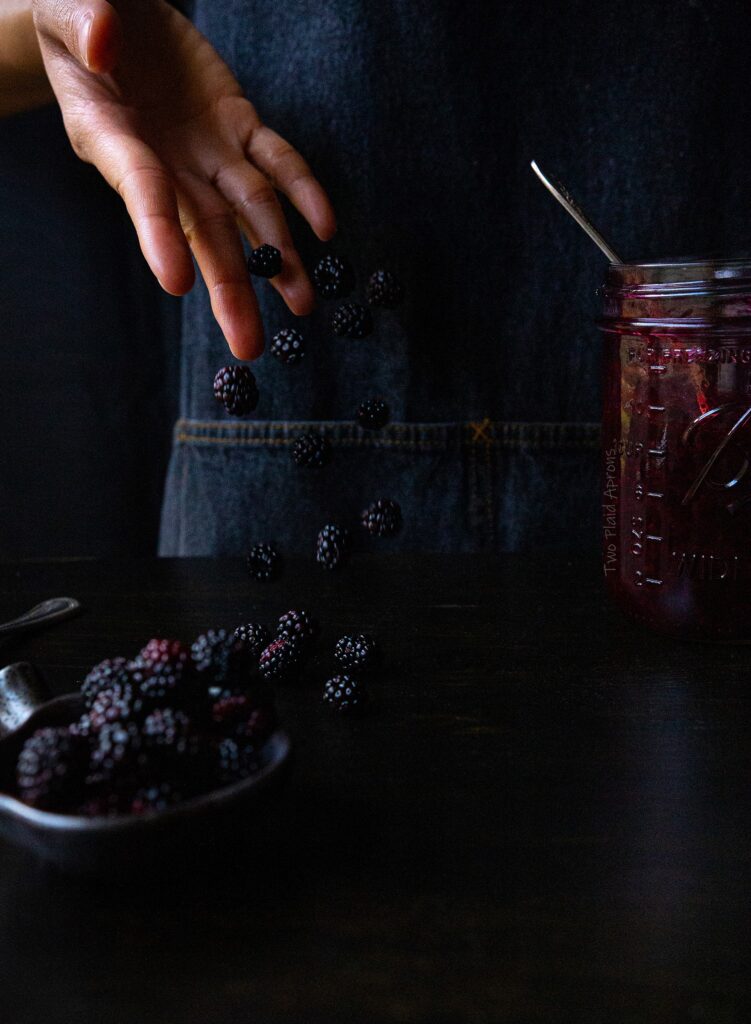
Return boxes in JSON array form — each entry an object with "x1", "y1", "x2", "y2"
[{"x1": 31, "y1": 0, "x2": 336, "y2": 358}]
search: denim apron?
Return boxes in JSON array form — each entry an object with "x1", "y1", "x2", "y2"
[{"x1": 160, "y1": 0, "x2": 740, "y2": 556}]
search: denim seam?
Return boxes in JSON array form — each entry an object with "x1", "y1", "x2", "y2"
[{"x1": 175, "y1": 418, "x2": 599, "y2": 451}]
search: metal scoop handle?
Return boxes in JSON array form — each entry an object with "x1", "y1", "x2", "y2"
[
  {"x1": 531, "y1": 160, "x2": 623, "y2": 264},
  {"x1": 0, "y1": 597, "x2": 81, "y2": 642}
]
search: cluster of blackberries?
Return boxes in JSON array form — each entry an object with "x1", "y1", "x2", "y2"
[
  {"x1": 246, "y1": 496, "x2": 401, "y2": 585},
  {"x1": 323, "y1": 633, "x2": 379, "y2": 713},
  {"x1": 15, "y1": 630, "x2": 280, "y2": 817},
  {"x1": 311, "y1": 255, "x2": 403, "y2": 331}
]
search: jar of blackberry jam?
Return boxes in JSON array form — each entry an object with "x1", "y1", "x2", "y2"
[{"x1": 601, "y1": 257, "x2": 751, "y2": 641}]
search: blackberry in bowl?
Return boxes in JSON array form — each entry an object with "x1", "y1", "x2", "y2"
[{"x1": 0, "y1": 642, "x2": 290, "y2": 870}]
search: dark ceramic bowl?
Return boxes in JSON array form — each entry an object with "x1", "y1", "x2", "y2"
[{"x1": 0, "y1": 663, "x2": 291, "y2": 872}]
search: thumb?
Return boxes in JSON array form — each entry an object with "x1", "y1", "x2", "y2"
[{"x1": 33, "y1": 0, "x2": 122, "y2": 74}]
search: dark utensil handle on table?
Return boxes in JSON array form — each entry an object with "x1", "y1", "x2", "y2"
[{"x1": 0, "y1": 597, "x2": 81, "y2": 641}]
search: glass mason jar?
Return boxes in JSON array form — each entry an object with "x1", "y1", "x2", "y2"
[{"x1": 601, "y1": 258, "x2": 751, "y2": 642}]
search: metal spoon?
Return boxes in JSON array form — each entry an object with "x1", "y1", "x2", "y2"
[
  {"x1": 530, "y1": 160, "x2": 623, "y2": 264},
  {"x1": 0, "y1": 597, "x2": 81, "y2": 644}
]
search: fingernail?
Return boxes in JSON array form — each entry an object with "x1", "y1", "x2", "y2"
[{"x1": 78, "y1": 13, "x2": 94, "y2": 68}]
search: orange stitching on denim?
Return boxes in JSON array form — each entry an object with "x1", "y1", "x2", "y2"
[
  {"x1": 469, "y1": 417, "x2": 494, "y2": 445},
  {"x1": 175, "y1": 418, "x2": 600, "y2": 450}
]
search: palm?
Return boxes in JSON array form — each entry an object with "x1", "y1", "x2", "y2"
[{"x1": 36, "y1": 0, "x2": 335, "y2": 358}]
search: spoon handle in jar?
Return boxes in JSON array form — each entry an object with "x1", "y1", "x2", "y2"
[{"x1": 530, "y1": 160, "x2": 623, "y2": 265}]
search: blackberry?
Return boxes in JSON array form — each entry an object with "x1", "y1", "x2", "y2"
[
  {"x1": 210, "y1": 694, "x2": 276, "y2": 742},
  {"x1": 259, "y1": 635, "x2": 301, "y2": 682},
  {"x1": 191, "y1": 629, "x2": 255, "y2": 693},
  {"x1": 361, "y1": 498, "x2": 402, "y2": 537},
  {"x1": 80, "y1": 657, "x2": 131, "y2": 710},
  {"x1": 277, "y1": 609, "x2": 319, "y2": 651},
  {"x1": 211, "y1": 693, "x2": 254, "y2": 730},
  {"x1": 291, "y1": 432, "x2": 330, "y2": 468},
  {"x1": 131, "y1": 781, "x2": 183, "y2": 815},
  {"x1": 214, "y1": 737, "x2": 262, "y2": 786},
  {"x1": 213, "y1": 365, "x2": 259, "y2": 416},
  {"x1": 247, "y1": 243, "x2": 282, "y2": 278},
  {"x1": 313, "y1": 254, "x2": 354, "y2": 299},
  {"x1": 323, "y1": 674, "x2": 368, "y2": 714},
  {"x1": 132, "y1": 638, "x2": 196, "y2": 708},
  {"x1": 246, "y1": 543, "x2": 280, "y2": 581},
  {"x1": 334, "y1": 634, "x2": 379, "y2": 674},
  {"x1": 367, "y1": 269, "x2": 404, "y2": 308},
  {"x1": 84, "y1": 681, "x2": 141, "y2": 733},
  {"x1": 270, "y1": 328, "x2": 305, "y2": 365},
  {"x1": 232, "y1": 622, "x2": 271, "y2": 658},
  {"x1": 87, "y1": 720, "x2": 145, "y2": 801},
  {"x1": 16, "y1": 726, "x2": 90, "y2": 811},
  {"x1": 331, "y1": 301, "x2": 373, "y2": 339},
  {"x1": 81, "y1": 794, "x2": 122, "y2": 818},
  {"x1": 142, "y1": 707, "x2": 208, "y2": 790},
  {"x1": 242, "y1": 705, "x2": 277, "y2": 743},
  {"x1": 356, "y1": 398, "x2": 390, "y2": 431},
  {"x1": 316, "y1": 523, "x2": 349, "y2": 570},
  {"x1": 141, "y1": 707, "x2": 192, "y2": 752}
]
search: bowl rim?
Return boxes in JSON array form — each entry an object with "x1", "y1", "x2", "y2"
[{"x1": 0, "y1": 694, "x2": 291, "y2": 834}]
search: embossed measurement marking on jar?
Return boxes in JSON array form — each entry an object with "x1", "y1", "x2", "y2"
[{"x1": 631, "y1": 366, "x2": 669, "y2": 588}]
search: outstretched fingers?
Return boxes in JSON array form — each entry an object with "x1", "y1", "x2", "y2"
[
  {"x1": 216, "y1": 159, "x2": 315, "y2": 316},
  {"x1": 178, "y1": 175, "x2": 264, "y2": 360},
  {"x1": 245, "y1": 126, "x2": 337, "y2": 243}
]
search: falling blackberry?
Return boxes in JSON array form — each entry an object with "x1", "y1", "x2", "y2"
[
  {"x1": 292, "y1": 432, "x2": 330, "y2": 468},
  {"x1": 246, "y1": 543, "x2": 280, "y2": 581},
  {"x1": 258, "y1": 635, "x2": 301, "y2": 682},
  {"x1": 271, "y1": 328, "x2": 305, "y2": 365},
  {"x1": 316, "y1": 523, "x2": 349, "y2": 570},
  {"x1": 277, "y1": 609, "x2": 319, "y2": 651},
  {"x1": 367, "y1": 269, "x2": 404, "y2": 308},
  {"x1": 356, "y1": 398, "x2": 389, "y2": 431},
  {"x1": 334, "y1": 634, "x2": 379, "y2": 674},
  {"x1": 232, "y1": 622, "x2": 271, "y2": 658},
  {"x1": 16, "y1": 726, "x2": 90, "y2": 811},
  {"x1": 323, "y1": 674, "x2": 368, "y2": 714},
  {"x1": 361, "y1": 498, "x2": 402, "y2": 537},
  {"x1": 313, "y1": 254, "x2": 354, "y2": 299},
  {"x1": 247, "y1": 243, "x2": 282, "y2": 278},
  {"x1": 331, "y1": 301, "x2": 373, "y2": 339},
  {"x1": 213, "y1": 365, "x2": 259, "y2": 416}
]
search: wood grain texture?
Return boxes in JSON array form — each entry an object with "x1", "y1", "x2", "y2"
[{"x1": 0, "y1": 555, "x2": 749, "y2": 1024}]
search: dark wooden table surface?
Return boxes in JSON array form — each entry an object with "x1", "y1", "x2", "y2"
[{"x1": 0, "y1": 554, "x2": 749, "y2": 1024}]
